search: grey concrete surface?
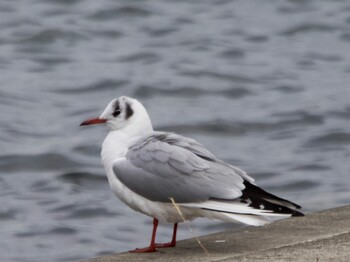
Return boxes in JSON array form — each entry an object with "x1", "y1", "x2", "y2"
[{"x1": 83, "y1": 205, "x2": 350, "y2": 262}]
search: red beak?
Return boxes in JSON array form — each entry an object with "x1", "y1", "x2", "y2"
[{"x1": 80, "y1": 118, "x2": 107, "y2": 126}]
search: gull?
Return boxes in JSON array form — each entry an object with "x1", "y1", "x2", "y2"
[{"x1": 80, "y1": 96, "x2": 303, "y2": 253}]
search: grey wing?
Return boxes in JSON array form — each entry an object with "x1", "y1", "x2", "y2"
[
  {"x1": 155, "y1": 132, "x2": 255, "y2": 184},
  {"x1": 113, "y1": 132, "x2": 248, "y2": 203}
]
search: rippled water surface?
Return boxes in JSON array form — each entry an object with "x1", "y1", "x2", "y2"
[{"x1": 1, "y1": 0, "x2": 350, "y2": 261}]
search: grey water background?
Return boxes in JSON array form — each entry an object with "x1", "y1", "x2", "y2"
[{"x1": 0, "y1": 0, "x2": 350, "y2": 261}]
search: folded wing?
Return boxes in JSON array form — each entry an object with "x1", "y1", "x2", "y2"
[{"x1": 113, "y1": 132, "x2": 248, "y2": 203}]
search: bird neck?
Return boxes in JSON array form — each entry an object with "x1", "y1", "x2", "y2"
[
  {"x1": 123, "y1": 112, "x2": 154, "y2": 138},
  {"x1": 101, "y1": 118, "x2": 153, "y2": 170}
]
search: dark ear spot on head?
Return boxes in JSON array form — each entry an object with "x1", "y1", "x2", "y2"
[{"x1": 125, "y1": 102, "x2": 134, "y2": 119}]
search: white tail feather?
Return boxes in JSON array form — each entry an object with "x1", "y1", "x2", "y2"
[
  {"x1": 220, "y1": 212, "x2": 271, "y2": 226},
  {"x1": 181, "y1": 200, "x2": 293, "y2": 218},
  {"x1": 198, "y1": 209, "x2": 271, "y2": 226}
]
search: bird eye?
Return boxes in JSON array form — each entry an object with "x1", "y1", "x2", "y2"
[{"x1": 113, "y1": 110, "x2": 121, "y2": 117}]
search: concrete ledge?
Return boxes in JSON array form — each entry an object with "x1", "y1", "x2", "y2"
[{"x1": 84, "y1": 205, "x2": 350, "y2": 262}]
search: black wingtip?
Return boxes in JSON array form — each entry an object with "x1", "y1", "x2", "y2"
[
  {"x1": 242, "y1": 181, "x2": 303, "y2": 210},
  {"x1": 240, "y1": 181, "x2": 305, "y2": 216}
]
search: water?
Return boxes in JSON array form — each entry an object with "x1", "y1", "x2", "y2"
[{"x1": 1, "y1": 0, "x2": 350, "y2": 261}]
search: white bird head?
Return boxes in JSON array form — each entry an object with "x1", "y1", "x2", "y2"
[{"x1": 80, "y1": 96, "x2": 153, "y2": 134}]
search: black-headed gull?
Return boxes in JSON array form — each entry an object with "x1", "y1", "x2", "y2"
[{"x1": 80, "y1": 96, "x2": 303, "y2": 253}]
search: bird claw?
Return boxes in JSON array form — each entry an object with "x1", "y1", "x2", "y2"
[
  {"x1": 155, "y1": 242, "x2": 176, "y2": 248},
  {"x1": 129, "y1": 246, "x2": 157, "y2": 253}
]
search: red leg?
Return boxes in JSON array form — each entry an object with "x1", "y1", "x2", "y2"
[
  {"x1": 155, "y1": 223, "x2": 178, "y2": 248},
  {"x1": 129, "y1": 218, "x2": 158, "y2": 253}
]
